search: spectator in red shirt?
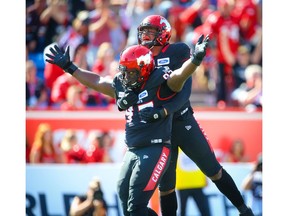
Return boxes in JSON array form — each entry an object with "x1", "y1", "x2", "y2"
[
  {"x1": 60, "y1": 85, "x2": 86, "y2": 111},
  {"x1": 232, "y1": 0, "x2": 259, "y2": 44},
  {"x1": 223, "y1": 138, "x2": 249, "y2": 163},
  {"x1": 91, "y1": 42, "x2": 118, "y2": 77},
  {"x1": 85, "y1": 42, "x2": 118, "y2": 107},
  {"x1": 60, "y1": 129, "x2": 86, "y2": 163},
  {"x1": 50, "y1": 72, "x2": 83, "y2": 107},
  {"x1": 43, "y1": 55, "x2": 65, "y2": 91},
  {"x1": 86, "y1": 0, "x2": 120, "y2": 68},
  {"x1": 179, "y1": 0, "x2": 214, "y2": 29},
  {"x1": 85, "y1": 131, "x2": 113, "y2": 163},
  {"x1": 205, "y1": 0, "x2": 240, "y2": 106},
  {"x1": 29, "y1": 123, "x2": 64, "y2": 163},
  {"x1": 232, "y1": 0, "x2": 262, "y2": 65}
]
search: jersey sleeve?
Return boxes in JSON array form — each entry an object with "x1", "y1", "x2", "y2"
[
  {"x1": 176, "y1": 42, "x2": 191, "y2": 64},
  {"x1": 163, "y1": 76, "x2": 192, "y2": 114},
  {"x1": 145, "y1": 66, "x2": 172, "y2": 89},
  {"x1": 161, "y1": 43, "x2": 192, "y2": 114},
  {"x1": 112, "y1": 74, "x2": 126, "y2": 111}
]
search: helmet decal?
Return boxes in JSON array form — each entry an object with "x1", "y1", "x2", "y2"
[
  {"x1": 137, "y1": 52, "x2": 153, "y2": 66},
  {"x1": 160, "y1": 17, "x2": 171, "y2": 32}
]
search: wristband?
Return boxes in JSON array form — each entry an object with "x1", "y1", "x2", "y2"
[
  {"x1": 153, "y1": 108, "x2": 166, "y2": 120},
  {"x1": 191, "y1": 56, "x2": 201, "y2": 66},
  {"x1": 64, "y1": 63, "x2": 78, "y2": 75},
  {"x1": 159, "y1": 108, "x2": 167, "y2": 118}
]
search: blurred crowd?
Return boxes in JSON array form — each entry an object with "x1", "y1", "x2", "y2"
[
  {"x1": 26, "y1": 0, "x2": 262, "y2": 111},
  {"x1": 27, "y1": 122, "x2": 120, "y2": 164},
  {"x1": 26, "y1": 122, "x2": 257, "y2": 164}
]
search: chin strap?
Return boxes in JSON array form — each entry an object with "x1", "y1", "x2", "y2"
[
  {"x1": 141, "y1": 39, "x2": 162, "y2": 49},
  {"x1": 141, "y1": 41, "x2": 155, "y2": 48}
]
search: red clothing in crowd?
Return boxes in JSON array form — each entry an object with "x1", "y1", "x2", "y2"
[
  {"x1": 206, "y1": 10, "x2": 240, "y2": 71},
  {"x1": 64, "y1": 144, "x2": 86, "y2": 163},
  {"x1": 85, "y1": 147, "x2": 106, "y2": 163},
  {"x1": 50, "y1": 73, "x2": 85, "y2": 105},
  {"x1": 60, "y1": 102, "x2": 85, "y2": 111},
  {"x1": 33, "y1": 146, "x2": 59, "y2": 163},
  {"x1": 232, "y1": 0, "x2": 259, "y2": 41},
  {"x1": 44, "y1": 63, "x2": 64, "y2": 90}
]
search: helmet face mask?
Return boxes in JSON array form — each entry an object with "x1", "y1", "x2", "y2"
[
  {"x1": 119, "y1": 65, "x2": 141, "y2": 89},
  {"x1": 119, "y1": 45, "x2": 155, "y2": 89},
  {"x1": 138, "y1": 15, "x2": 172, "y2": 48}
]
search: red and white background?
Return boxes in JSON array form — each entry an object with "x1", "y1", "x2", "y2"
[{"x1": 26, "y1": 108, "x2": 262, "y2": 216}]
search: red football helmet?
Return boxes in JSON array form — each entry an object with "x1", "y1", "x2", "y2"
[
  {"x1": 119, "y1": 45, "x2": 155, "y2": 89},
  {"x1": 137, "y1": 15, "x2": 172, "y2": 48}
]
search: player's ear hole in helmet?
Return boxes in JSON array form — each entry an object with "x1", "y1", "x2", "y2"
[
  {"x1": 119, "y1": 45, "x2": 155, "y2": 89},
  {"x1": 137, "y1": 15, "x2": 172, "y2": 48}
]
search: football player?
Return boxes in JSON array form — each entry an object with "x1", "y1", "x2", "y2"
[
  {"x1": 45, "y1": 34, "x2": 209, "y2": 216},
  {"x1": 130, "y1": 15, "x2": 254, "y2": 216}
]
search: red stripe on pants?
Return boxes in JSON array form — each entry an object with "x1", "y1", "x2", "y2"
[{"x1": 144, "y1": 146, "x2": 170, "y2": 191}]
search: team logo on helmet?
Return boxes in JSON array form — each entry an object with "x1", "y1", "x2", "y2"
[
  {"x1": 137, "y1": 52, "x2": 153, "y2": 66},
  {"x1": 160, "y1": 17, "x2": 171, "y2": 32}
]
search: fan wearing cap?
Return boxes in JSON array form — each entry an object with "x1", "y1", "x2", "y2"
[{"x1": 45, "y1": 33, "x2": 208, "y2": 215}]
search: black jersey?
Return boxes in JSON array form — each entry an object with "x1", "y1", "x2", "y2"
[
  {"x1": 154, "y1": 42, "x2": 193, "y2": 118},
  {"x1": 112, "y1": 67, "x2": 176, "y2": 148}
]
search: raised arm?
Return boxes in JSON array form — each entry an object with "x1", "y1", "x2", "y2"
[
  {"x1": 167, "y1": 34, "x2": 209, "y2": 92},
  {"x1": 45, "y1": 45, "x2": 116, "y2": 98}
]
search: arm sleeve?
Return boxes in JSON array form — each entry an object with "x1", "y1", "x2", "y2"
[{"x1": 162, "y1": 42, "x2": 192, "y2": 114}]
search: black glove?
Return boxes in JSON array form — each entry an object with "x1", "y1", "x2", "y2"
[
  {"x1": 191, "y1": 34, "x2": 210, "y2": 66},
  {"x1": 139, "y1": 107, "x2": 167, "y2": 123},
  {"x1": 45, "y1": 45, "x2": 78, "y2": 75},
  {"x1": 117, "y1": 89, "x2": 138, "y2": 111}
]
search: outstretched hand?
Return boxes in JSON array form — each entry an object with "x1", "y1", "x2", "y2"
[
  {"x1": 191, "y1": 34, "x2": 210, "y2": 66},
  {"x1": 45, "y1": 45, "x2": 78, "y2": 75}
]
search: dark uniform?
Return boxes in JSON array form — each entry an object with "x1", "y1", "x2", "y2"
[
  {"x1": 112, "y1": 66, "x2": 176, "y2": 216},
  {"x1": 154, "y1": 42, "x2": 222, "y2": 193},
  {"x1": 141, "y1": 40, "x2": 253, "y2": 216}
]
